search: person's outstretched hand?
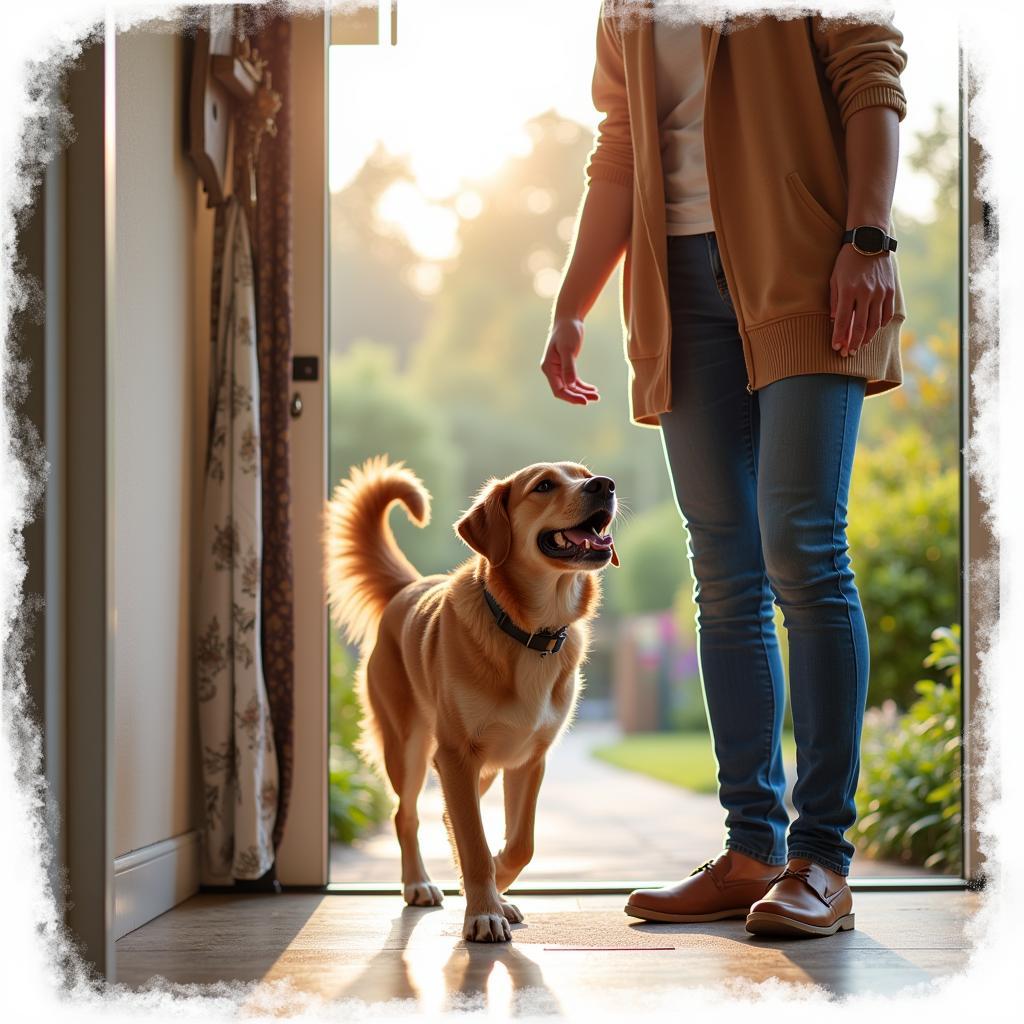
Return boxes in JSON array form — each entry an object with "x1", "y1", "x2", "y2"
[{"x1": 540, "y1": 316, "x2": 601, "y2": 406}]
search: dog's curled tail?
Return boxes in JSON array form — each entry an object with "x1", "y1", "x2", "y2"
[{"x1": 324, "y1": 456, "x2": 431, "y2": 649}]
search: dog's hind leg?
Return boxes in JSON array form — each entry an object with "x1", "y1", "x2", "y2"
[{"x1": 384, "y1": 722, "x2": 442, "y2": 907}]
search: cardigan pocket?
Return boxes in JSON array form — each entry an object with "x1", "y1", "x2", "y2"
[{"x1": 786, "y1": 170, "x2": 844, "y2": 235}]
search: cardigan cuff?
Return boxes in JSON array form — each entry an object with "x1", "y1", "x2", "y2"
[
  {"x1": 843, "y1": 84, "x2": 907, "y2": 125},
  {"x1": 585, "y1": 161, "x2": 634, "y2": 190}
]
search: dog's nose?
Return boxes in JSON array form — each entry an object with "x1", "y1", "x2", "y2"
[{"x1": 583, "y1": 476, "x2": 615, "y2": 496}]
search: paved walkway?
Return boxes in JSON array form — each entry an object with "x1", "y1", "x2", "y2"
[{"x1": 331, "y1": 722, "x2": 932, "y2": 884}]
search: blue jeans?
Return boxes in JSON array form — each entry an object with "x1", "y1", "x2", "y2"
[{"x1": 658, "y1": 232, "x2": 869, "y2": 876}]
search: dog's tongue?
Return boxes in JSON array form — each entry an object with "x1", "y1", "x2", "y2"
[{"x1": 564, "y1": 527, "x2": 613, "y2": 550}]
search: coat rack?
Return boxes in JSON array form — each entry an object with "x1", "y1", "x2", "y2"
[{"x1": 188, "y1": 5, "x2": 282, "y2": 208}]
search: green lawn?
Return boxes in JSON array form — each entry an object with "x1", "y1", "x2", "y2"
[{"x1": 592, "y1": 731, "x2": 797, "y2": 794}]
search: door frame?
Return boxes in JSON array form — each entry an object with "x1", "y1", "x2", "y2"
[{"x1": 275, "y1": 7, "x2": 330, "y2": 887}]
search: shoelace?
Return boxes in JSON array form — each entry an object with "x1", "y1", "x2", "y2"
[
  {"x1": 772, "y1": 865, "x2": 831, "y2": 906},
  {"x1": 776, "y1": 865, "x2": 813, "y2": 883},
  {"x1": 689, "y1": 858, "x2": 716, "y2": 877}
]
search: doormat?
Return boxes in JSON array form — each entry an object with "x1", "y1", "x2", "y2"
[{"x1": 444, "y1": 911, "x2": 741, "y2": 947}]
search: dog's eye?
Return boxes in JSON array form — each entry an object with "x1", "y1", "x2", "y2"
[{"x1": 532, "y1": 479, "x2": 554, "y2": 493}]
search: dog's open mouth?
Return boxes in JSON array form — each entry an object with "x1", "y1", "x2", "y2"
[{"x1": 538, "y1": 509, "x2": 614, "y2": 562}]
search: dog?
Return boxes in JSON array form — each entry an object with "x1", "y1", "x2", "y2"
[{"x1": 325, "y1": 456, "x2": 617, "y2": 942}]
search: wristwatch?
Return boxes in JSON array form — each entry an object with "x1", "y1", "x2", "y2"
[{"x1": 842, "y1": 225, "x2": 898, "y2": 255}]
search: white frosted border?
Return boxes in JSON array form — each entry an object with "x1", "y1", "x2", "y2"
[{"x1": 0, "y1": 0, "x2": 1015, "y2": 1020}]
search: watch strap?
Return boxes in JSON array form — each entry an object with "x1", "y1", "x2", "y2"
[{"x1": 842, "y1": 227, "x2": 898, "y2": 253}]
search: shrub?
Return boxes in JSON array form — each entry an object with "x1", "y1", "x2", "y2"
[
  {"x1": 608, "y1": 500, "x2": 694, "y2": 616},
  {"x1": 847, "y1": 425, "x2": 959, "y2": 708},
  {"x1": 328, "y1": 632, "x2": 392, "y2": 844},
  {"x1": 853, "y1": 625, "x2": 962, "y2": 874}
]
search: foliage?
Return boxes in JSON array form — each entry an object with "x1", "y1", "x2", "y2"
[
  {"x1": 327, "y1": 102, "x2": 963, "y2": 715},
  {"x1": 853, "y1": 625, "x2": 962, "y2": 874},
  {"x1": 907, "y1": 103, "x2": 959, "y2": 217},
  {"x1": 860, "y1": 102, "x2": 960, "y2": 457},
  {"x1": 328, "y1": 632, "x2": 392, "y2": 845},
  {"x1": 592, "y1": 731, "x2": 796, "y2": 795},
  {"x1": 329, "y1": 340, "x2": 464, "y2": 575},
  {"x1": 847, "y1": 425, "x2": 959, "y2": 708},
  {"x1": 609, "y1": 501, "x2": 694, "y2": 616}
]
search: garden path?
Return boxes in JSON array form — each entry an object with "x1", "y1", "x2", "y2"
[{"x1": 331, "y1": 723, "x2": 928, "y2": 884}]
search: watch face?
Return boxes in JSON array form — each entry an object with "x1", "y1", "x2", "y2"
[{"x1": 853, "y1": 226, "x2": 886, "y2": 254}]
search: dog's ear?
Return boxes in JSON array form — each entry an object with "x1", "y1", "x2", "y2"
[{"x1": 455, "y1": 479, "x2": 512, "y2": 567}]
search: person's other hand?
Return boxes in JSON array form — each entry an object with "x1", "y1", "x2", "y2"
[
  {"x1": 540, "y1": 316, "x2": 601, "y2": 406},
  {"x1": 829, "y1": 245, "x2": 896, "y2": 358}
]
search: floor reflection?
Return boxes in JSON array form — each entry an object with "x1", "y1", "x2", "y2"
[
  {"x1": 443, "y1": 942, "x2": 561, "y2": 1016},
  {"x1": 338, "y1": 906, "x2": 559, "y2": 1014}
]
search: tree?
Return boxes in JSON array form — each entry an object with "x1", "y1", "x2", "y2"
[
  {"x1": 330, "y1": 145, "x2": 431, "y2": 367},
  {"x1": 407, "y1": 110, "x2": 673, "y2": 517}
]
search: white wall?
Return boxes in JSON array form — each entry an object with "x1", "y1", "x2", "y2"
[{"x1": 112, "y1": 28, "x2": 207, "y2": 861}]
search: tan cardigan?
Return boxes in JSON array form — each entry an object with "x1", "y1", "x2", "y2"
[{"x1": 585, "y1": 1, "x2": 909, "y2": 427}]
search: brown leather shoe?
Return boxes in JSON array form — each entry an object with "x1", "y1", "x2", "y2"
[
  {"x1": 624, "y1": 850, "x2": 781, "y2": 923},
  {"x1": 745, "y1": 858, "x2": 854, "y2": 937}
]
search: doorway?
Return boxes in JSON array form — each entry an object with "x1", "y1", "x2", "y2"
[{"x1": 325, "y1": 0, "x2": 966, "y2": 888}]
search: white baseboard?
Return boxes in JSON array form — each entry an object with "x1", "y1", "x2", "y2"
[{"x1": 114, "y1": 830, "x2": 199, "y2": 939}]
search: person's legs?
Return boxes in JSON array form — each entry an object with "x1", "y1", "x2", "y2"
[
  {"x1": 756, "y1": 373, "x2": 869, "y2": 876},
  {"x1": 658, "y1": 233, "x2": 788, "y2": 867}
]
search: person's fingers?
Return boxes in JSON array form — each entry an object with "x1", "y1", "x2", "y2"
[
  {"x1": 555, "y1": 387, "x2": 589, "y2": 405},
  {"x1": 541, "y1": 355, "x2": 591, "y2": 405},
  {"x1": 570, "y1": 377, "x2": 600, "y2": 395},
  {"x1": 561, "y1": 385, "x2": 593, "y2": 401},
  {"x1": 541, "y1": 320, "x2": 599, "y2": 405},
  {"x1": 569, "y1": 380, "x2": 600, "y2": 398},
  {"x1": 832, "y1": 289, "x2": 854, "y2": 353},
  {"x1": 881, "y1": 285, "x2": 895, "y2": 328},
  {"x1": 540, "y1": 355, "x2": 568, "y2": 398},
  {"x1": 558, "y1": 371, "x2": 597, "y2": 402},
  {"x1": 853, "y1": 295, "x2": 883, "y2": 354},
  {"x1": 830, "y1": 273, "x2": 838, "y2": 321},
  {"x1": 555, "y1": 341, "x2": 600, "y2": 401},
  {"x1": 844, "y1": 291, "x2": 871, "y2": 357},
  {"x1": 546, "y1": 370, "x2": 585, "y2": 405}
]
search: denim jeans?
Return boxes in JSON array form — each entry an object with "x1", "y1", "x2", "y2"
[{"x1": 658, "y1": 232, "x2": 869, "y2": 876}]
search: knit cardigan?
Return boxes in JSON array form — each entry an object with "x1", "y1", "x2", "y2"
[{"x1": 585, "y1": 1, "x2": 909, "y2": 427}]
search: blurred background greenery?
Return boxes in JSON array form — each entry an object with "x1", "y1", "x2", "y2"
[{"x1": 327, "y1": 99, "x2": 961, "y2": 874}]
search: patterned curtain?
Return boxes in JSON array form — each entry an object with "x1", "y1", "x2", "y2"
[
  {"x1": 235, "y1": 11, "x2": 296, "y2": 852},
  {"x1": 196, "y1": 196, "x2": 279, "y2": 884}
]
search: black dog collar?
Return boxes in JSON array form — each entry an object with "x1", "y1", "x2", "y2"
[{"x1": 483, "y1": 587, "x2": 568, "y2": 656}]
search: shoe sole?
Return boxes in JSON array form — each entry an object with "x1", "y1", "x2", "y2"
[
  {"x1": 624, "y1": 904, "x2": 751, "y2": 923},
  {"x1": 744, "y1": 912, "x2": 855, "y2": 937}
]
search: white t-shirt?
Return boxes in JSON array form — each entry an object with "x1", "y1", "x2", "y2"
[{"x1": 651, "y1": 16, "x2": 716, "y2": 235}]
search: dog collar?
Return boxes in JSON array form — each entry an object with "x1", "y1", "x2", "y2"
[{"x1": 483, "y1": 587, "x2": 568, "y2": 656}]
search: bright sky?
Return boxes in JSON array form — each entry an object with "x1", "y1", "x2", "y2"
[{"x1": 328, "y1": 0, "x2": 958, "y2": 264}]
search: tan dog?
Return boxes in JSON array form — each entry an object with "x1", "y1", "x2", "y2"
[{"x1": 325, "y1": 457, "x2": 617, "y2": 942}]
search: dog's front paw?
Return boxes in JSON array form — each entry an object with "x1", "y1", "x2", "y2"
[
  {"x1": 404, "y1": 882, "x2": 444, "y2": 907},
  {"x1": 500, "y1": 901, "x2": 524, "y2": 924},
  {"x1": 463, "y1": 912, "x2": 512, "y2": 943}
]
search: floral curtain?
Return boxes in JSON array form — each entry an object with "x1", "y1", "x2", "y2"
[
  {"x1": 196, "y1": 195, "x2": 279, "y2": 884},
  {"x1": 235, "y1": 11, "x2": 296, "y2": 852}
]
